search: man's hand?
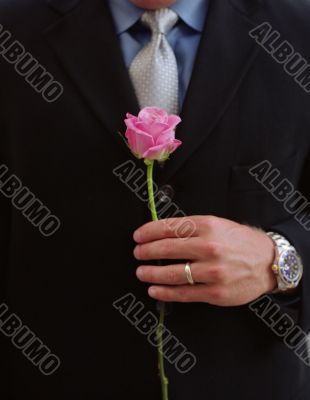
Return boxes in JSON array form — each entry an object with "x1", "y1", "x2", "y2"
[{"x1": 133, "y1": 216, "x2": 277, "y2": 306}]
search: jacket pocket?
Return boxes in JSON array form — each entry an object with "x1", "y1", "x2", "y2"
[
  {"x1": 227, "y1": 152, "x2": 299, "y2": 226},
  {"x1": 229, "y1": 151, "x2": 299, "y2": 193}
]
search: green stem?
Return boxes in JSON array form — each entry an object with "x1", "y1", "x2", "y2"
[
  {"x1": 157, "y1": 302, "x2": 168, "y2": 400},
  {"x1": 146, "y1": 160, "x2": 158, "y2": 222},
  {"x1": 146, "y1": 160, "x2": 169, "y2": 400}
]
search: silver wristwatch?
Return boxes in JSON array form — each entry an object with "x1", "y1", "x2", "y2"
[{"x1": 266, "y1": 232, "x2": 303, "y2": 293}]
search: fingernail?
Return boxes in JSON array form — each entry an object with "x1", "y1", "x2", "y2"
[
  {"x1": 148, "y1": 287, "x2": 157, "y2": 297},
  {"x1": 133, "y1": 230, "x2": 140, "y2": 242},
  {"x1": 133, "y1": 245, "x2": 140, "y2": 260},
  {"x1": 136, "y1": 267, "x2": 143, "y2": 279}
]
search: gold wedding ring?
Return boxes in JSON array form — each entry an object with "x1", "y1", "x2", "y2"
[{"x1": 185, "y1": 262, "x2": 195, "y2": 285}]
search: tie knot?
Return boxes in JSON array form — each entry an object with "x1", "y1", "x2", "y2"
[{"x1": 141, "y1": 8, "x2": 179, "y2": 36}]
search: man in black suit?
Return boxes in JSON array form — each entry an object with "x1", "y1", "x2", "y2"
[{"x1": 0, "y1": 0, "x2": 310, "y2": 398}]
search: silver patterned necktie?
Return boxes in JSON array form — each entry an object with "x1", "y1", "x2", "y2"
[{"x1": 129, "y1": 8, "x2": 179, "y2": 115}]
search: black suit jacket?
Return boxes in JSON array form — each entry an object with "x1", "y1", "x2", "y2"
[{"x1": 0, "y1": 0, "x2": 310, "y2": 399}]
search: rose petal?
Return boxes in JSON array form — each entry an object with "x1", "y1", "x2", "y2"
[
  {"x1": 155, "y1": 130, "x2": 176, "y2": 145},
  {"x1": 138, "y1": 107, "x2": 169, "y2": 125},
  {"x1": 125, "y1": 129, "x2": 155, "y2": 158},
  {"x1": 167, "y1": 115, "x2": 182, "y2": 130},
  {"x1": 125, "y1": 118, "x2": 153, "y2": 137},
  {"x1": 126, "y1": 113, "x2": 136, "y2": 119},
  {"x1": 143, "y1": 139, "x2": 182, "y2": 161},
  {"x1": 136, "y1": 121, "x2": 170, "y2": 141}
]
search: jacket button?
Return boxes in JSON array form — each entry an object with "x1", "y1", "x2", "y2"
[{"x1": 158, "y1": 185, "x2": 175, "y2": 202}]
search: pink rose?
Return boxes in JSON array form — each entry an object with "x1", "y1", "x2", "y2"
[{"x1": 124, "y1": 107, "x2": 182, "y2": 161}]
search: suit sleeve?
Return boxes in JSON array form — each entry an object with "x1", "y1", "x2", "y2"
[
  {"x1": 0, "y1": 106, "x2": 11, "y2": 298},
  {"x1": 268, "y1": 151, "x2": 310, "y2": 333}
]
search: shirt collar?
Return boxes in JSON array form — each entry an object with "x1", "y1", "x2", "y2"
[
  {"x1": 108, "y1": 0, "x2": 208, "y2": 35},
  {"x1": 170, "y1": 0, "x2": 208, "y2": 32},
  {"x1": 108, "y1": 0, "x2": 143, "y2": 34}
]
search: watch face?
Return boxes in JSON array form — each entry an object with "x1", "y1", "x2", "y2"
[{"x1": 279, "y1": 250, "x2": 303, "y2": 286}]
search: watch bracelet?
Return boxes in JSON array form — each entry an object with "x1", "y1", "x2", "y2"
[{"x1": 266, "y1": 232, "x2": 298, "y2": 294}]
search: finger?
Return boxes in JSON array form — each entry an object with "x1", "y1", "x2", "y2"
[
  {"x1": 134, "y1": 237, "x2": 205, "y2": 261},
  {"x1": 133, "y1": 217, "x2": 201, "y2": 244},
  {"x1": 147, "y1": 284, "x2": 226, "y2": 304},
  {"x1": 136, "y1": 262, "x2": 216, "y2": 285}
]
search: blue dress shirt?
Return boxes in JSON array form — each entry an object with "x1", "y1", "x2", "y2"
[{"x1": 108, "y1": 0, "x2": 209, "y2": 107}]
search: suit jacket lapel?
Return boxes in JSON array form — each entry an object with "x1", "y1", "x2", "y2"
[
  {"x1": 157, "y1": 0, "x2": 262, "y2": 184},
  {"x1": 45, "y1": 0, "x2": 262, "y2": 176},
  {"x1": 45, "y1": 0, "x2": 139, "y2": 149}
]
